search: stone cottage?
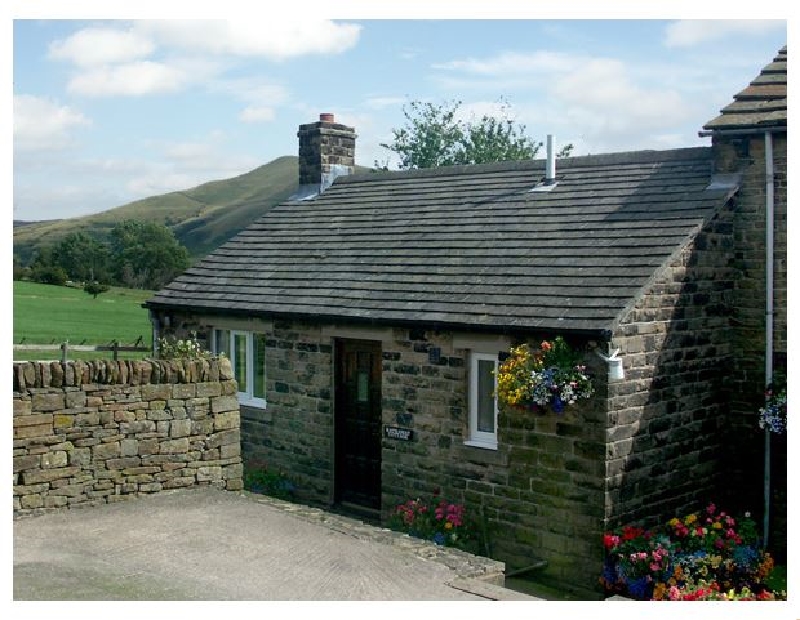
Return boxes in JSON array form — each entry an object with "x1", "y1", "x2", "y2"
[{"x1": 145, "y1": 46, "x2": 787, "y2": 595}]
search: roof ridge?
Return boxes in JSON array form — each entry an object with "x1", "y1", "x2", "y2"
[{"x1": 338, "y1": 146, "x2": 712, "y2": 184}]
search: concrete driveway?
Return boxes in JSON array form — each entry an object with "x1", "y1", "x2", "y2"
[{"x1": 13, "y1": 487, "x2": 540, "y2": 601}]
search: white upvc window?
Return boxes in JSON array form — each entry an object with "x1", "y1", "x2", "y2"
[
  {"x1": 465, "y1": 352, "x2": 498, "y2": 450},
  {"x1": 213, "y1": 328, "x2": 267, "y2": 407}
]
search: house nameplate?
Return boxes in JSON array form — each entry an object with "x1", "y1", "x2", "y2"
[{"x1": 384, "y1": 426, "x2": 413, "y2": 441}]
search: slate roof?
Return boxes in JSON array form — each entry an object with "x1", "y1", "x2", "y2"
[
  {"x1": 146, "y1": 147, "x2": 736, "y2": 334},
  {"x1": 702, "y1": 45, "x2": 787, "y2": 132}
]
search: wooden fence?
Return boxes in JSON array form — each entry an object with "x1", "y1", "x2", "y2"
[{"x1": 13, "y1": 337, "x2": 151, "y2": 362}]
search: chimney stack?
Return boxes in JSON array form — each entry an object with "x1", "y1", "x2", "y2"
[{"x1": 297, "y1": 113, "x2": 356, "y2": 196}]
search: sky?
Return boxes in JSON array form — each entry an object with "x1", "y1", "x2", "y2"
[{"x1": 9, "y1": 6, "x2": 790, "y2": 223}]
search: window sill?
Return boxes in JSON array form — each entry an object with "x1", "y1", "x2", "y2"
[
  {"x1": 238, "y1": 396, "x2": 266, "y2": 409},
  {"x1": 463, "y1": 439, "x2": 498, "y2": 451}
]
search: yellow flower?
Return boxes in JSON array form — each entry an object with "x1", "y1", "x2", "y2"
[
  {"x1": 445, "y1": 522, "x2": 453, "y2": 530},
  {"x1": 712, "y1": 521, "x2": 722, "y2": 529},
  {"x1": 686, "y1": 514, "x2": 697, "y2": 525}
]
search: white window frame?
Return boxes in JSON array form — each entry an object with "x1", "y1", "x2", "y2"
[
  {"x1": 213, "y1": 328, "x2": 266, "y2": 408},
  {"x1": 465, "y1": 351, "x2": 498, "y2": 450}
]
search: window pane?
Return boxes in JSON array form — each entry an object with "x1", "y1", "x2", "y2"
[
  {"x1": 234, "y1": 333, "x2": 248, "y2": 393},
  {"x1": 253, "y1": 333, "x2": 267, "y2": 400},
  {"x1": 215, "y1": 329, "x2": 230, "y2": 357},
  {"x1": 477, "y1": 359, "x2": 495, "y2": 433}
]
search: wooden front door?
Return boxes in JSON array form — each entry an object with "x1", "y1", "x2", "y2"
[{"x1": 335, "y1": 339, "x2": 382, "y2": 510}]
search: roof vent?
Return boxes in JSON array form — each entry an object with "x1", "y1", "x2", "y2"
[{"x1": 529, "y1": 134, "x2": 558, "y2": 193}]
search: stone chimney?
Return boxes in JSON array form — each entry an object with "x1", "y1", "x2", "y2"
[{"x1": 297, "y1": 113, "x2": 356, "y2": 196}]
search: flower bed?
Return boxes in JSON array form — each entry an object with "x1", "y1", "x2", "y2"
[
  {"x1": 601, "y1": 503, "x2": 785, "y2": 600},
  {"x1": 387, "y1": 489, "x2": 484, "y2": 554}
]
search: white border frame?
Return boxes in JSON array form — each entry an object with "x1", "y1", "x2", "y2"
[{"x1": 466, "y1": 352, "x2": 498, "y2": 450}]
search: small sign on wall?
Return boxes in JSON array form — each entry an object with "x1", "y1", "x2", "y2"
[{"x1": 384, "y1": 426, "x2": 413, "y2": 441}]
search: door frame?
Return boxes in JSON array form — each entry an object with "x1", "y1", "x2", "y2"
[{"x1": 333, "y1": 338, "x2": 383, "y2": 511}]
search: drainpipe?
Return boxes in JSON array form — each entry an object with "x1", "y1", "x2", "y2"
[{"x1": 763, "y1": 131, "x2": 774, "y2": 548}]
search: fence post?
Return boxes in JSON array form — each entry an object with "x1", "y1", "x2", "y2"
[
  {"x1": 112, "y1": 341, "x2": 119, "y2": 361},
  {"x1": 61, "y1": 341, "x2": 68, "y2": 364}
]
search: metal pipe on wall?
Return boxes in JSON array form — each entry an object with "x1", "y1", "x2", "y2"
[{"x1": 763, "y1": 130, "x2": 775, "y2": 548}]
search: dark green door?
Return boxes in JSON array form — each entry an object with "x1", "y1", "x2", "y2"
[{"x1": 335, "y1": 339, "x2": 382, "y2": 510}]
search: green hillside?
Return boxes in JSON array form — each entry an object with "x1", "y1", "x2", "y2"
[{"x1": 14, "y1": 155, "x2": 301, "y2": 264}]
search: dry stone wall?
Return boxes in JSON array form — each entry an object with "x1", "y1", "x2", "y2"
[{"x1": 13, "y1": 357, "x2": 243, "y2": 517}]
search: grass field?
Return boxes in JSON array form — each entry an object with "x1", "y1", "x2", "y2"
[{"x1": 13, "y1": 281, "x2": 155, "y2": 361}]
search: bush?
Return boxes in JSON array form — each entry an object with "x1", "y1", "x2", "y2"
[
  {"x1": 243, "y1": 462, "x2": 296, "y2": 501},
  {"x1": 601, "y1": 503, "x2": 785, "y2": 601},
  {"x1": 156, "y1": 333, "x2": 212, "y2": 360},
  {"x1": 31, "y1": 265, "x2": 68, "y2": 286}
]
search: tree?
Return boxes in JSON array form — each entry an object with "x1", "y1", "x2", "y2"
[
  {"x1": 109, "y1": 220, "x2": 190, "y2": 290},
  {"x1": 54, "y1": 232, "x2": 111, "y2": 283},
  {"x1": 84, "y1": 281, "x2": 110, "y2": 299},
  {"x1": 378, "y1": 99, "x2": 572, "y2": 170}
]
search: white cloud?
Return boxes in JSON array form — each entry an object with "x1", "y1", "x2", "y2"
[
  {"x1": 211, "y1": 78, "x2": 288, "y2": 105},
  {"x1": 664, "y1": 20, "x2": 785, "y2": 47},
  {"x1": 364, "y1": 96, "x2": 406, "y2": 109},
  {"x1": 13, "y1": 95, "x2": 91, "y2": 152},
  {"x1": 136, "y1": 19, "x2": 361, "y2": 60},
  {"x1": 48, "y1": 26, "x2": 155, "y2": 67},
  {"x1": 66, "y1": 60, "x2": 209, "y2": 96},
  {"x1": 239, "y1": 106, "x2": 277, "y2": 123},
  {"x1": 432, "y1": 50, "x2": 582, "y2": 75}
]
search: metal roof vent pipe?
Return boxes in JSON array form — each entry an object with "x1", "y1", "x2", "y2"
[
  {"x1": 529, "y1": 133, "x2": 558, "y2": 193},
  {"x1": 545, "y1": 134, "x2": 556, "y2": 185}
]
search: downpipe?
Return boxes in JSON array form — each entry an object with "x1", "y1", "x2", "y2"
[{"x1": 763, "y1": 131, "x2": 774, "y2": 549}]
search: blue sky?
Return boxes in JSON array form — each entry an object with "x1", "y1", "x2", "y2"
[{"x1": 10, "y1": 6, "x2": 789, "y2": 221}]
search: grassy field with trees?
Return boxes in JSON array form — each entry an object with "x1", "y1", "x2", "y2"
[{"x1": 13, "y1": 281, "x2": 154, "y2": 361}]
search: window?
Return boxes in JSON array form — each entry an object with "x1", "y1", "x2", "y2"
[
  {"x1": 213, "y1": 329, "x2": 267, "y2": 407},
  {"x1": 466, "y1": 352, "x2": 498, "y2": 449}
]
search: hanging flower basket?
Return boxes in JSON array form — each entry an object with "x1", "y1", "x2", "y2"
[{"x1": 496, "y1": 337, "x2": 594, "y2": 413}]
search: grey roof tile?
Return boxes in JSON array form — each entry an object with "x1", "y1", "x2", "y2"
[
  {"x1": 702, "y1": 46, "x2": 787, "y2": 131},
  {"x1": 147, "y1": 146, "x2": 734, "y2": 334}
]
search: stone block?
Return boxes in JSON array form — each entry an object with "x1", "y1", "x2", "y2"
[
  {"x1": 225, "y1": 479, "x2": 244, "y2": 491},
  {"x1": 138, "y1": 439, "x2": 159, "y2": 455},
  {"x1": 13, "y1": 454, "x2": 40, "y2": 472},
  {"x1": 206, "y1": 430, "x2": 240, "y2": 450},
  {"x1": 13, "y1": 399, "x2": 32, "y2": 416},
  {"x1": 65, "y1": 391, "x2": 87, "y2": 408},
  {"x1": 21, "y1": 494, "x2": 44, "y2": 509},
  {"x1": 170, "y1": 418, "x2": 192, "y2": 438},
  {"x1": 13, "y1": 423, "x2": 53, "y2": 440},
  {"x1": 138, "y1": 482, "x2": 163, "y2": 493},
  {"x1": 195, "y1": 383, "x2": 222, "y2": 398},
  {"x1": 160, "y1": 438, "x2": 190, "y2": 454},
  {"x1": 75, "y1": 412, "x2": 101, "y2": 427},
  {"x1": 48, "y1": 483, "x2": 88, "y2": 497},
  {"x1": 93, "y1": 442, "x2": 121, "y2": 460},
  {"x1": 128, "y1": 420, "x2": 156, "y2": 434},
  {"x1": 41, "y1": 451, "x2": 68, "y2": 469},
  {"x1": 141, "y1": 384, "x2": 172, "y2": 401},
  {"x1": 196, "y1": 466, "x2": 222, "y2": 482},
  {"x1": 218, "y1": 357, "x2": 233, "y2": 380},
  {"x1": 44, "y1": 495, "x2": 69, "y2": 509},
  {"x1": 107, "y1": 457, "x2": 142, "y2": 470},
  {"x1": 32, "y1": 392, "x2": 65, "y2": 412},
  {"x1": 121, "y1": 439, "x2": 139, "y2": 456},
  {"x1": 220, "y1": 442, "x2": 241, "y2": 459},
  {"x1": 192, "y1": 419, "x2": 214, "y2": 435},
  {"x1": 121, "y1": 466, "x2": 161, "y2": 475},
  {"x1": 22, "y1": 466, "x2": 81, "y2": 485},
  {"x1": 163, "y1": 476, "x2": 196, "y2": 489},
  {"x1": 69, "y1": 448, "x2": 92, "y2": 466},
  {"x1": 213, "y1": 411, "x2": 239, "y2": 431},
  {"x1": 172, "y1": 384, "x2": 196, "y2": 399},
  {"x1": 54, "y1": 414, "x2": 75, "y2": 429},
  {"x1": 211, "y1": 395, "x2": 239, "y2": 413}
]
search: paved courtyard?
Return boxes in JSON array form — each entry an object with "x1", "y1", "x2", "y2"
[{"x1": 13, "y1": 487, "x2": 540, "y2": 601}]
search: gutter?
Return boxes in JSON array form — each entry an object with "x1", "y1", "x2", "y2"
[{"x1": 764, "y1": 131, "x2": 775, "y2": 548}]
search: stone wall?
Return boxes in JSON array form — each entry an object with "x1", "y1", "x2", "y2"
[
  {"x1": 379, "y1": 330, "x2": 606, "y2": 596},
  {"x1": 711, "y1": 133, "x2": 787, "y2": 545},
  {"x1": 13, "y1": 358, "x2": 243, "y2": 517},
  {"x1": 297, "y1": 115, "x2": 356, "y2": 187},
  {"x1": 606, "y1": 203, "x2": 735, "y2": 528}
]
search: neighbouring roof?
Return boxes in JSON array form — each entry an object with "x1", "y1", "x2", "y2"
[
  {"x1": 702, "y1": 45, "x2": 787, "y2": 132},
  {"x1": 147, "y1": 147, "x2": 736, "y2": 334}
]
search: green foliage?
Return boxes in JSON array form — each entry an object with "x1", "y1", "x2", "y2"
[
  {"x1": 31, "y1": 264, "x2": 68, "y2": 286},
  {"x1": 83, "y1": 281, "x2": 110, "y2": 299},
  {"x1": 13, "y1": 281, "x2": 153, "y2": 360},
  {"x1": 109, "y1": 220, "x2": 190, "y2": 290},
  {"x1": 379, "y1": 98, "x2": 572, "y2": 170},
  {"x1": 243, "y1": 462, "x2": 296, "y2": 501},
  {"x1": 156, "y1": 334, "x2": 212, "y2": 360}
]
